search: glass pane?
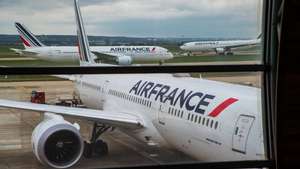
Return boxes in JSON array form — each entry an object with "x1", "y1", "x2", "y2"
[
  {"x1": 0, "y1": 72, "x2": 266, "y2": 168},
  {"x1": 0, "y1": 0, "x2": 263, "y2": 67}
]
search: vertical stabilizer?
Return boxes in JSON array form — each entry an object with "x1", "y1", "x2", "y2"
[
  {"x1": 74, "y1": 0, "x2": 95, "y2": 66},
  {"x1": 15, "y1": 22, "x2": 45, "y2": 48}
]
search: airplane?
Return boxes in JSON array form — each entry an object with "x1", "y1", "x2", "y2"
[
  {"x1": 10, "y1": 22, "x2": 173, "y2": 65},
  {"x1": 180, "y1": 36, "x2": 261, "y2": 55},
  {"x1": 0, "y1": 0, "x2": 265, "y2": 168}
]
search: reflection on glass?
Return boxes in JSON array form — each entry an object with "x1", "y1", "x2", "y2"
[
  {"x1": 0, "y1": 0, "x2": 263, "y2": 67},
  {"x1": 0, "y1": 73, "x2": 265, "y2": 168}
]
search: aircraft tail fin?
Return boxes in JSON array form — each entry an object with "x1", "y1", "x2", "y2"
[
  {"x1": 15, "y1": 22, "x2": 45, "y2": 49},
  {"x1": 257, "y1": 33, "x2": 262, "y2": 39},
  {"x1": 74, "y1": 0, "x2": 96, "y2": 66}
]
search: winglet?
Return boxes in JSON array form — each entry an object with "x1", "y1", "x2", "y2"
[{"x1": 74, "y1": 0, "x2": 95, "y2": 66}]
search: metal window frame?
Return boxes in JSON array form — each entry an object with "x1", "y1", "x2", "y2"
[
  {"x1": 0, "y1": 0, "x2": 280, "y2": 168},
  {"x1": 0, "y1": 64, "x2": 266, "y2": 75}
]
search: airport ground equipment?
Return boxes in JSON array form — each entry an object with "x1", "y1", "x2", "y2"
[{"x1": 31, "y1": 91, "x2": 45, "y2": 104}]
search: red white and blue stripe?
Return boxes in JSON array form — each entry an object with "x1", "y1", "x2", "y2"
[{"x1": 15, "y1": 22, "x2": 45, "y2": 48}]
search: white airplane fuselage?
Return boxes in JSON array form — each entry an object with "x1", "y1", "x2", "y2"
[
  {"x1": 20, "y1": 46, "x2": 173, "y2": 62},
  {"x1": 74, "y1": 74, "x2": 265, "y2": 162},
  {"x1": 180, "y1": 39, "x2": 261, "y2": 53}
]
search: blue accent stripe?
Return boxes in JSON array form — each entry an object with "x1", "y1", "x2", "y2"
[
  {"x1": 15, "y1": 23, "x2": 43, "y2": 47},
  {"x1": 16, "y1": 24, "x2": 38, "y2": 47}
]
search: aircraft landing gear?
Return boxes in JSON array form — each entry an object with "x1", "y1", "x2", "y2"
[
  {"x1": 84, "y1": 123, "x2": 110, "y2": 158},
  {"x1": 225, "y1": 51, "x2": 234, "y2": 55},
  {"x1": 224, "y1": 50, "x2": 234, "y2": 55},
  {"x1": 159, "y1": 60, "x2": 164, "y2": 65}
]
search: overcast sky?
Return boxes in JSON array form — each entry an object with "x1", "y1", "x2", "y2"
[{"x1": 0, "y1": 0, "x2": 262, "y2": 38}]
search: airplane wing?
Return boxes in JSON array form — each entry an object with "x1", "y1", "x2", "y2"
[
  {"x1": 53, "y1": 75, "x2": 76, "y2": 81},
  {"x1": 10, "y1": 48, "x2": 23, "y2": 55},
  {"x1": 91, "y1": 51, "x2": 130, "y2": 63},
  {"x1": 0, "y1": 99, "x2": 144, "y2": 129},
  {"x1": 10, "y1": 48, "x2": 39, "y2": 56}
]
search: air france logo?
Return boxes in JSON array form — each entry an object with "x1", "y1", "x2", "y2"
[
  {"x1": 129, "y1": 80, "x2": 238, "y2": 117},
  {"x1": 110, "y1": 47, "x2": 151, "y2": 53},
  {"x1": 151, "y1": 47, "x2": 156, "y2": 52}
]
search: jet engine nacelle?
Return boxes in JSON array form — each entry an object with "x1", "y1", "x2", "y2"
[
  {"x1": 116, "y1": 56, "x2": 133, "y2": 65},
  {"x1": 215, "y1": 48, "x2": 225, "y2": 54},
  {"x1": 32, "y1": 113, "x2": 83, "y2": 169}
]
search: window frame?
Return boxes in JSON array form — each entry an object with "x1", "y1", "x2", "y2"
[{"x1": 0, "y1": 0, "x2": 280, "y2": 168}]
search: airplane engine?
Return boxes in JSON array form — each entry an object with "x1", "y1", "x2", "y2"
[
  {"x1": 116, "y1": 56, "x2": 133, "y2": 65},
  {"x1": 32, "y1": 113, "x2": 84, "y2": 169},
  {"x1": 215, "y1": 48, "x2": 225, "y2": 54}
]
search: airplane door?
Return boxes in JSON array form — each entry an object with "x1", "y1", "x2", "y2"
[
  {"x1": 98, "y1": 80, "x2": 109, "y2": 109},
  {"x1": 232, "y1": 115, "x2": 255, "y2": 154},
  {"x1": 157, "y1": 104, "x2": 167, "y2": 125}
]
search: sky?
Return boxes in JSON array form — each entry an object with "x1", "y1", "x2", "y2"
[{"x1": 0, "y1": 0, "x2": 263, "y2": 38}]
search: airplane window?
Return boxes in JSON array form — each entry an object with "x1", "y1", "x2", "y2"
[
  {"x1": 202, "y1": 117, "x2": 206, "y2": 125},
  {"x1": 215, "y1": 121, "x2": 219, "y2": 130},
  {"x1": 0, "y1": 71, "x2": 268, "y2": 168},
  {"x1": 0, "y1": 0, "x2": 263, "y2": 67},
  {"x1": 206, "y1": 119, "x2": 210, "y2": 127},
  {"x1": 0, "y1": 0, "x2": 275, "y2": 168}
]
